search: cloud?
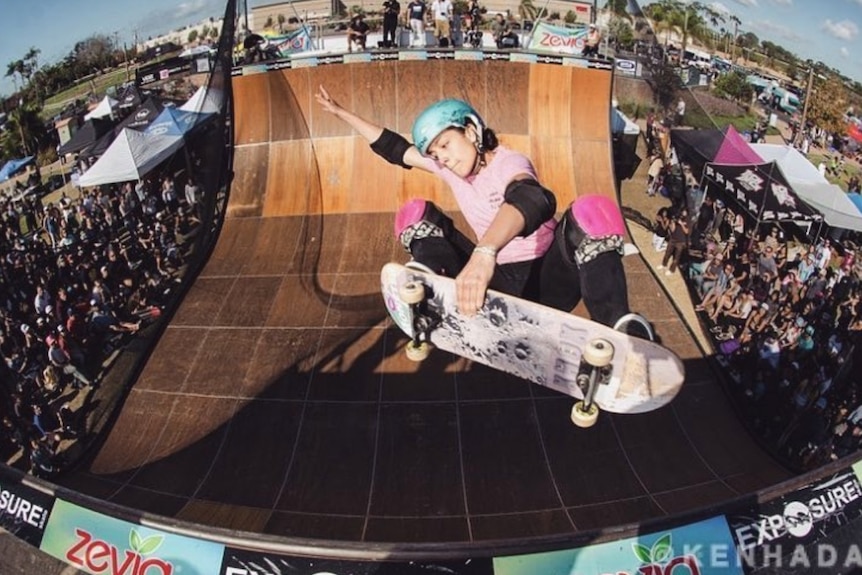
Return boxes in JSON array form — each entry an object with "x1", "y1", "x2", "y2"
[
  {"x1": 732, "y1": 0, "x2": 758, "y2": 7},
  {"x1": 822, "y1": 19, "x2": 860, "y2": 41},
  {"x1": 768, "y1": 0, "x2": 792, "y2": 5},
  {"x1": 842, "y1": 47, "x2": 850, "y2": 58},
  {"x1": 708, "y1": 2, "x2": 732, "y2": 15},
  {"x1": 177, "y1": 0, "x2": 209, "y2": 18},
  {"x1": 134, "y1": 0, "x2": 222, "y2": 38},
  {"x1": 749, "y1": 20, "x2": 805, "y2": 42}
]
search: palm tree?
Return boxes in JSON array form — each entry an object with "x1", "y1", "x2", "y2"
[
  {"x1": 5, "y1": 59, "x2": 24, "y2": 92},
  {"x1": 22, "y1": 47, "x2": 40, "y2": 85},
  {"x1": 278, "y1": 14, "x2": 286, "y2": 32},
  {"x1": 518, "y1": 0, "x2": 538, "y2": 23},
  {"x1": 728, "y1": 14, "x2": 741, "y2": 61},
  {"x1": 4, "y1": 100, "x2": 46, "y2": 156},
  {"x1": 702, "y1": 6, "x2": 724, "y2": 51}
]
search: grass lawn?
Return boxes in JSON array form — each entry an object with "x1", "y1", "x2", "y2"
[
  {"x1": 807, "y1": 151, "x2": 862, "y2": 190},
  {"x1": 42, "y1": 66, "x2": 136, "y2": 117}
]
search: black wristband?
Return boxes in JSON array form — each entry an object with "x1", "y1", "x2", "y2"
[{"x1": 370, "y1": 128, "x2": 413, "y2": 169}]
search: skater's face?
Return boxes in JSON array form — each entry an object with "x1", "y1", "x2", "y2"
[{"x1": 426, "y1": 126, "x2": 481, "y2": 178}]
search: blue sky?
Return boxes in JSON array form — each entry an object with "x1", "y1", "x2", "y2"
[
  {"x1": 706, "y1": 0, "x2": 862, "y2": 81},
  {"x1": 0, "y1": 0, "x2": 860, "y2": 96},
  {"x1": 0, "y1": 0, "x2": 227, "y2": 96}
]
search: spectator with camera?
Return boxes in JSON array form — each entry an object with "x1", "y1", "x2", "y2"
[
  {"x1": 491, "y1": 13, "x2": 519, "y2": 49},
  {"x1": 382, "y1": 0, "x2": 401, "y2": 48},
  {"x1": 430, "y1": 0, "x2": 453, "y2": 46}
]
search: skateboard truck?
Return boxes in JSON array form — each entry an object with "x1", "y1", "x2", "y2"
[
  {"x1": 397, "y1": 279, "x2": 441, "y2": 361},
  {"x1": 571, "y1": 338, "x2": 614, "y2": 428}
]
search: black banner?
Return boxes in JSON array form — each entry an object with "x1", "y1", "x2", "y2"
[
  {"x1": 220, "y1": 546, "x2": 493, "y2": 575},
  {"x1": 703, "y1": 161, "x2": 821, "y2": 224},
  {"x1": 0, "y1": 471, "x2": 55, "y2": 547},
  {"x1": 727, "y1": 468, "x2": 862, "y2": 571},
  {"x1": 136, "y1": 57, "x2": 193, "y2": 86}
]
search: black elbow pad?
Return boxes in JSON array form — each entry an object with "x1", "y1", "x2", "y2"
[
  {"x1": 504, "y1": 179, "x2": 557, "y2": 236},
  {"x1": 370, "y1": 128, "x2": 413, "y2": 169}
]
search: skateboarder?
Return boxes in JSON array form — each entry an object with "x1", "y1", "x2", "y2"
[{"x1": 315, "y1": 87, "x2": 631, "y2": 327}]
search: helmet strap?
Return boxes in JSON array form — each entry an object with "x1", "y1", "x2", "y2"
[{"x1": 469, "y1": 125, "x2": 486, "y2": 174}]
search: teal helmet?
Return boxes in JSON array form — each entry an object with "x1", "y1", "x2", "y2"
[{"x1": 411, "y1": 99, "x2": 485, "y2": 156}]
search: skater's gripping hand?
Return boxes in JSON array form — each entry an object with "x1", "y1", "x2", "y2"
[{"x1": 456, "y1": 249, "x2": 496, "y2": 317}]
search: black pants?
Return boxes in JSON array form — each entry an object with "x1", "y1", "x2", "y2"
[
  {"x1": 383, "y1": 15, "x2": 398, "y2": 46},
  {"x1": 404, "y1": 202, "x2": 630, "y2": 327}
]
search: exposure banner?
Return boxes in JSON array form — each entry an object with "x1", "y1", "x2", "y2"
[
  {"x1": 0, "y1": 470, "x2": 55, "y2": 547},
  {"x1": 493, "y1": 515, "x2": 743, "y2": 575},
  {"x1": 40, "y1": 499, "x2": 224, "y2": 575},
  {"x1": 727, "y1": 468, "x2": 862, "y2": 572},
  {"x1": 526, "y1": 22, "x2": 588, "y2": 55}
]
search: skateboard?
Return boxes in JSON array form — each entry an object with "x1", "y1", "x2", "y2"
[{"x1": 381, "y1": 262, "x2": 685, "y2": 427}]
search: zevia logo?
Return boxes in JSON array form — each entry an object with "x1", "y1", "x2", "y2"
[
  {"x1": 628, "y1": 534, "x2": 701, "y2": 575},
  {"x1": 66, "y1": 527, "x2": 173, "y2": 575}
]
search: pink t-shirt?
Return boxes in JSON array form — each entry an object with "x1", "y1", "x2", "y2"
[{"x1": 421, "y1": 146, "x2": 557, "y2": 264}]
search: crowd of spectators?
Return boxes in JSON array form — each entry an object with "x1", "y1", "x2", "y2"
[
  {"x1": 0, "y1": 169, "x2": 201, "y2": 477},
  {"x1": 649, "y1": 165, "x2": 862, "y2": 470}
]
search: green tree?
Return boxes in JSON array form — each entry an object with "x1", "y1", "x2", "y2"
[
  {"x1": 807, "y1": 76, "x2": 848, "y2": 135},
  {"x1": 278, "y1": 14, "x2": 286, "y2": 32},
  {"x1": 188, "y1": 29, "x2": 200, "y2": 44},
  {"x1": 564, "y1": 10, "x2": 577, "y2": 24},
  {"x1": 606, "y1": 0, "x2": 629, "y2": 18},
  {"x1": 608, "y1": 18, "x2": 635, "y2": 51},
  {"x1": 647, "y1": 60, "x2": 681, "y2": 110},
  {"x1": 712, "y1": 70, "x2": 753, "y2": 104},
  {"x1": 265, "y1": 15, "x2": 274, "y2": 29}
]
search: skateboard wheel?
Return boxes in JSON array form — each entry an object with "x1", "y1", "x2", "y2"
[
  {"x1": 571, "y1": 401, "x2": 599, "y2": 428},
  {"x1": 583, "y1": 338, "x2": 614, "y2": 368},
  {"x1": 399, "y1": 281, "x2": 425, "y2": 305},
  {"x1": 405, "y1": 341, "x2": 431, "y2": 361}
]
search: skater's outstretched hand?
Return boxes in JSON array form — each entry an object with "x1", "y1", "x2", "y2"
[
  {"x1": 315, "y1": 84, "x2": 427, "y2": 169},
  {"x1": 456, "y1": 251, "x2": 496, "y2": 317},
  {"x1": 315, "y1": 85, "x2": 343, "y2": 115}
]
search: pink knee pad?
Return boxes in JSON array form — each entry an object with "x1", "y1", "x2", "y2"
[
  {"x1": 570, "y1": 195, "x2": 625, "y2": 237},
  {"x1": 394, "y1": 199, "x2": 428, "y2": 239}
]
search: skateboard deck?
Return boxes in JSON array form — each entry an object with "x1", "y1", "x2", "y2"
[{"x1": 381, "y1": 262, "x2": 684, "y2": 416}]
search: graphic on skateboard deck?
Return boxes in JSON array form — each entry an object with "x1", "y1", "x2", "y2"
[{"x1": 381, "y1": 262, "x2": 685, "y2": 426}]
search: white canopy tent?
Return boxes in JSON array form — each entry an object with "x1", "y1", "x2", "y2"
[
  {"x1": 750, "y1": 143, "x2": 862, "y2": 232},
  {"x1": 78, "y1": 128, "x2": 183, "y2": 187},
  {"x1": 179, "y1": 86, "x2": 223, "y2": 114},
  {"x1": 611, "y1": 108, "x2": 640, "y2": 136},
  {"x1": 84, "y1": 95, "x2": 118, "y2": 121}
]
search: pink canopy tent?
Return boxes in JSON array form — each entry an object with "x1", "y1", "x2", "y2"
[{"x1": 712, "y1": 125, "x2": 764, "y2": 165}]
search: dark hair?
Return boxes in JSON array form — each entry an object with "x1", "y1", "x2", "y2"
[{"x1": 460, "y1": 118, "x2": 499, "y2": 152}]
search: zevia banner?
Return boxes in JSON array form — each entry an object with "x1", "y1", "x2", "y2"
[
  {"x1": 493, "y1": 515, "x2": 743, "y2": 574},
  {"x1": 526, "y1": 22, "x2": 588, "y2": 55},
  {"x1": 39, "y1": 499, "x2": 224, "y2": 575},
  {"x1": 269, "y1": 28, "x2": 312, "y2": 56},
  {"x1": 0, "y1": 471, "x2": 55, "y2": 547},
  {"x1": 220, "y1": 547, "x2": 493, "y2": 574}
]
